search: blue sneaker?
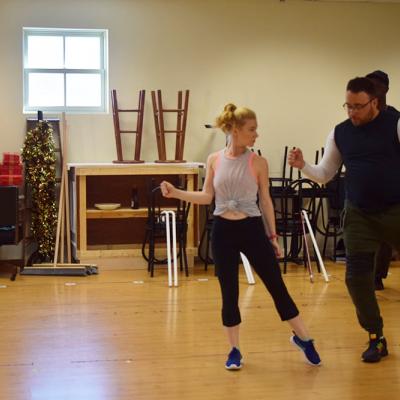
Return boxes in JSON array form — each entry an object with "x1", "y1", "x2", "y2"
[
  {"x1": 225, "y1": 347, "x2": 243, "y2": 370},
  {"x1": 290, "y1": 334, "x2": 321, "y2": 366}
]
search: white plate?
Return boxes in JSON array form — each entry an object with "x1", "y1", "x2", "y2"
[{"x1": 94, "y1": 203, "x2": 121, "y2": 210}]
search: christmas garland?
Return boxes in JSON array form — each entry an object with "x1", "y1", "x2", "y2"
[{"x1": 22, "y1": 121, "x2": 57, "y2": 262}]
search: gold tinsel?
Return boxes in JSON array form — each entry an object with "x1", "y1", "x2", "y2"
[{"x1": 22, "y1": 121, "x2": 57, "y2": 261}]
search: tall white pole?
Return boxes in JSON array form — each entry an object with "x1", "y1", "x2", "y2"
[{"x1": 301, "y1": 210, "x2": 329, "y2": 282}]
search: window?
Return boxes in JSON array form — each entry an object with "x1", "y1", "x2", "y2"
[{"x1": 23, "y1": 27, "x2": 108, "y2": 113}]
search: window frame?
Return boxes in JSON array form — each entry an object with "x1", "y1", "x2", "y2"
[{"x1": 23, "y1": 27, "x2": 109, "y2": 114}]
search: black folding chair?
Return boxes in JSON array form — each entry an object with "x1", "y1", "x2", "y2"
[
  {"x1": 273, "y1": 178, "x2": 322, "y2": 273},
  {"x1": 142, "y1": 183, "x2": 190, "y2": 277},
  {"x1": 316, "y1": 166, "x2": 345, "y2": 261}
]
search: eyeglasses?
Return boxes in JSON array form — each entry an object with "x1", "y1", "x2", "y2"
[{"x1": 342, "y1": 98, "x2": 375, "y2": 112}]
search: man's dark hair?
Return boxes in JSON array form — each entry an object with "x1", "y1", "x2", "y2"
[
  {"x1": 346, "y1": 77, "x2": 377, "y2": 97},
  {"x1": 366, "y1": 70, "x2": 389, "y2": 88}
]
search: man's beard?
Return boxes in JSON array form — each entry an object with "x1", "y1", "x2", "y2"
[{"x1": 351, "y1": 108, "x2": 376, "y2": 126}]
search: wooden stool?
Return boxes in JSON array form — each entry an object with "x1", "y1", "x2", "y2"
[
  {"x1": 151, "y1": 90, "x2": 189, "y2": 163},
  {"x1": 111, "y1": 89, "x2": 145, "y2": 163}
]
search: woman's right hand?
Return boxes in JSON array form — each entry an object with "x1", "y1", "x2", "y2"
[{"x1": 160, "y1": 181, "x2": 176, "y2": 198}]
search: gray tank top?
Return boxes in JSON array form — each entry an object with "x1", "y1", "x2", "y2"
[{"x1": 213, "y1": 148, "x2": 261, "y2": 217}]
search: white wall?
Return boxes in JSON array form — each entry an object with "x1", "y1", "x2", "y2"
[{"x1": 0, "y1": 0, "x2": 399, "y2": 174}]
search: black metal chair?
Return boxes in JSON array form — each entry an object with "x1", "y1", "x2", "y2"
[
  {"x1": 0, "y1": 186, "x2": 23, "y2": 280},
  {"x1": 142, "y1": 185, "x2": 190, "y2": 277},
  {"x1": 198, "y1": 200, "x2": 215, "y2": 271},
  {"x1": 273, "y1": 178, "x2": 322, "y2": 273},
  {"x1": 269, "y1": 145, "x2": 304, "y2": 199},
  {"x1": 316, "y1": 168, "x2": 345, "y2": 261}
]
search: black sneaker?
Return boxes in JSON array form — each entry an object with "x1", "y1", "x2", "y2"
[{"x1": 362, "y1": 335, "x2": 388, "y2": 363}]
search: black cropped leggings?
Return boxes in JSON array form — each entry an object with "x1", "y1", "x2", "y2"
[{"x1": 211, "y1": 216, "x2": 299, "y2": 327}]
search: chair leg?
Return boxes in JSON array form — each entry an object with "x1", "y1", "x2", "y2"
[
  {"x1": 175, "y1": 91, "x2": 183, "y2": 160},
  {"x1": 300, "y1": 215, "x2": 314, "y2": 282},
  {"x1": 111, "y1": 90, "x2": 123, "y2": 162},
  {"x1": 322, "y1": 229, "x2": 328, "y2": 259},
  {"x1": 2, "y1": 262, "x2": 18, "y2": 281},
  {"x1": 157, "y1": 90, "x2": 167, "y2": 161},
  {"x1": 333, "y1": 227, "x2": 338, "y2": 261},
  {"x1": 240, "y1": 252, "x2": 255, "y2": 285},
  {"x1": 313, "y1": 241, "x2": 321, "y2": 273},
  {"x1": 134, "y1": 90, "x2": 145, "y2": 162},
  {"x1": 151, "y1": 91, "x2": 163, "y2": 161},
  {"x1": 179, "y1": 90, "x2": 189, "y2": 161},
  {"x1": 10, "y1": 265, "x2": 17, "y2": 281},
  {"x1": 301, "y1": 210, "x2": 329, "y2": 282},
  {"x1": 149, "y1": 232, "x2": 155, "y2": 277},
  {"x1": 183, "y1": 229, "x2": 189, "y2": 277},
  {"x1": 178, "y1": 235, "x2": 184, "y2": 272},
  {"x1": 183, "y1": 247, "x2": 189, "y2": 277},
  {"x1": 302, "y1": 237, "x2": 307, "y2": 269},
  {"x1": 142, "y1": 230, "x2": 150, "y2": 263},
  {"x1": 145, "y1": 232, "x2": 151, "y2": 272},
  {"x1": 177, "y1": 232, "x2": 188, "y2": 277},
  {"x1": 205, "y1": 229, "x2": 210, "y2": 271}
]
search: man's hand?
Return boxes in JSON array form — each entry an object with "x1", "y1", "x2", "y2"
[{"x1": 288, "y1": 148, "x2": 305, "y2": 169}]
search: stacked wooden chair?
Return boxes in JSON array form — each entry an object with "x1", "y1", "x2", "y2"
[
  {"x1": 111, "y1": 89, "x2": 145, "y2": 163},
  {"x1": 151, "y1": 90, "x2": 189, "y2": 163}
]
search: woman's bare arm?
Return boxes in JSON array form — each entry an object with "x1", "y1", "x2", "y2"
[
  {"x1": 160, "y1": 153, "x2": 216, "y2": 204},
  {"x1": 254, "y1": 156, "x2": 281, "y2": 257}
]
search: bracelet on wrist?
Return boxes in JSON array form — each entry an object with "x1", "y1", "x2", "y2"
[{"x1": 268, "y1": 234, "x2": 278, "y2": 241}]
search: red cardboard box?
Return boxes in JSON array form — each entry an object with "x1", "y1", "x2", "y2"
[
  {"x1": 2, "y1": 152, "x2": 21, "y2": 166},
  {"x1": 0, "y1": 175, "x2": 23, "y2": 186},
  {"x1": 0, "y1": 163, "x2": 23, "y2": 175}
]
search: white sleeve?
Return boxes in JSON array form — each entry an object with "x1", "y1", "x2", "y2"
[{"x1": 301, "y1": 129, "x2": 343, "y2": 184}]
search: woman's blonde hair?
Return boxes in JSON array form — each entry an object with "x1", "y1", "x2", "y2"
[{"x1": 215, "y1": 103, "x2": 256, "y2": 133}]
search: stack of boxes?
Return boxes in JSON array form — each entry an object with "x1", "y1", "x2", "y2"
[{"x1": 0, "y1": 152, "x2": 23, "y2": 186}]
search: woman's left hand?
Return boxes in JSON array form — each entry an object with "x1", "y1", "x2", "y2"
[{"x1": 270, "y1": 238, "x2": 281, "y2": 258}]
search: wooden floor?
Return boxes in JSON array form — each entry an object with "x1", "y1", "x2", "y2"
[{"x1": 0, "y1": 261, "x2": 399, "y2": 400}]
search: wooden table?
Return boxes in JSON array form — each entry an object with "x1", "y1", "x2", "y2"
[{"x1": 68, "y1": 162, "x2": 204, "y2": 266}]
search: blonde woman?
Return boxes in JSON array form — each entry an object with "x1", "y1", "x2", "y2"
[{"x1": 161, "y1": 104, "x2": 321, "y2": 370}]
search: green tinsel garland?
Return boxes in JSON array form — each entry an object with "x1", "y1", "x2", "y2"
[{"x1": 22, "y1": 121, "x2": 58, "y2": 261}]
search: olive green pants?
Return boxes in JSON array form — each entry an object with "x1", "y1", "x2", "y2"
[{"x1": 343, "y1": 201, "x2": 400, "y2": 336}]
